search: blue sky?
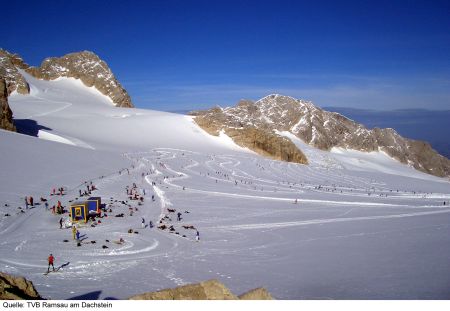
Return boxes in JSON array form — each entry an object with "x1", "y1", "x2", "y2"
[{"x1": 2, "y1": 0, "x2": 450, "y2": 111}]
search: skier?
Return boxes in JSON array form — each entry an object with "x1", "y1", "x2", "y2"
[
  {"x1": 195, "y1": 230, "x2": 200, "y2": 242},
  {"x1": 25, "y1": 196, "x2": 29, "y2": 210},
  {"x1": 149, "y1": 220, "x2": 153, "y2": 228},
  {"x1": 47, "y1": 254, "x2": 55, "y2": 273},
  {"x1": 72, "y1": 226, "x2": 77, "y2": 240},
  {"x1": 152, "y1": 195, "x2": 155, "y2": 201},
  {"x1": 29, "y1": 196, "x2": 34, "y2": 207},
  {"x1": 76, "y1": 230, "x2": 80, "y2": 241},
  {"x1": 141, "y1": 218, "x2": 145, "y2": 228},
  {"x1": 59, "y1": 218, "x2": 63, "y2": 229},
  {"x1": 177, "y1": 212, "x2": 182, "y2": 221}
]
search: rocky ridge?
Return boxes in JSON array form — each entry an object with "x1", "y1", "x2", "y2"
[
  {"x1": 0, "y1": 49, "x2": 30, "y2": 95},
  {"x1": 191, "y1": 94, "x2": 450, "y2": 178},
  {"x1": 191, "y1": 104, "x2": 308, "y2": 165},
  {"x1": 0, "y1": 49, "x2": 133, "y2": 108},
  {"x1": 0, "y1": 78, "x2": 16, "y2": 132}
]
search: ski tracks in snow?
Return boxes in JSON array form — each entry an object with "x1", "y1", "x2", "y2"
[{"x1": 209, "y1": 209, "x2": 450, "y2": 231}]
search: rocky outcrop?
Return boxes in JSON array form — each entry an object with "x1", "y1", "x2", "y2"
[
  {"x1": 0, "y1": 49, "x2": 30, "y2": 95},
  {"x1": 191, "y1": 94, "x2": 450, "y2": 178},
  {"x1": 192, "y1": 105, "x2": 308, "y2": 165},
  {"x1": 0, "y1": 78, "x2": 16, "y2": 132},
  {"x1": 0, "y1": 272, "x2": 42, "y2": 300},
  {"x1": 227, "y1": 127, "x2": 307, "y2": 163},
  {"x1": 25, "y1": 51, "x2": 133, "y2": 108},
  {"x1": 129, "y1": 279, "x2": 273, "y2": 300},
  {"x1": 238, "y1": 287, "x2": 273, "y2": 300}
]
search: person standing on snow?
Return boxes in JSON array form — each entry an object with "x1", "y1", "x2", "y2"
[
  {"x1": 48, "y1": 254, "x2": 55, "y2": 273},
  {"x1": 25, "y1": 196, "x2": 29, "y2": 210},
  {"x1": 141, "y1": 218, "x2": 145, "y2": 228},
  {"x1": 76, "y1": 230, "x2": 80, "y2": 242},
  {"x1": 72, "y1": 226, "x2": 77, "y2": 240},
  {"x1": 59, "y1": 218, "x2": 63, "y2": 229},
  {"x1": 195, "y1": 230, "x2": 200, "y2": 242}
]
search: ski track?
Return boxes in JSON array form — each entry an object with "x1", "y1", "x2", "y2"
[{"x1": 209, "y1": 209, "x2": 450, "y2": 231}]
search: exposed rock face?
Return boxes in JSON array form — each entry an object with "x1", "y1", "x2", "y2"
[
  {"x1": 191, "y1": 94, "x2": 450, "y2": 177},
  {"x1": 0, "y1": 272, "x2": 42, "y2": 300},
  {"x1": 25, "y1": 51, "x2": 133, "y2": 108},
  {"x1": 0, "y1": 49, "x2": 134, "y2": 108},
  {"x1": 0, "y1": 78, "x2": 16, "y2": 132},
  {"x1": 192, "y1": 104, "x2": 308, "y2": 165},
  {"x1": 128, "y1": 279, "x2": 273, "y2": 300},
  {"x1": 0, "y1": 49, "x2": 30, "y2": 95}
]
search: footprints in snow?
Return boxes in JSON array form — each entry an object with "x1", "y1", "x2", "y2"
[
  {"x1": 208, "y1": 269, "x2": 232, "y2": 279},
  {"x1": 14, "y1": 240, "x2": 27, "y2": 252}
]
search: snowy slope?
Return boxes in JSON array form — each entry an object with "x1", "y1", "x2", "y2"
[
  {"x1": 9, "y1": 71, "x2": 248, "y2": 153},
  {"x1": 1, "y1": 74, "x2": 450, "y2": 299}
]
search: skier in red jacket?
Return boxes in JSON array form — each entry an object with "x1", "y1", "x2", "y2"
[{"x1": 48, "y1": 254, "x2": 55, "y2": 273}]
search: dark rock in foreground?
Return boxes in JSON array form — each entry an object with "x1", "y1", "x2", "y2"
[
  {"x1": 129, "y1": 279, "x2": 274, "y2": 300},
  {"x1": 0, "y1": 272, "x2": 41, "y2": 300}
]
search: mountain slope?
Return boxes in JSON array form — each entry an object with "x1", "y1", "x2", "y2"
[
  {"x1": 191, "y1": 94, "x2": 450, "y2": 178},
  {"x1": 8, "y1": 70, "x2": 245, "y2": 153}
]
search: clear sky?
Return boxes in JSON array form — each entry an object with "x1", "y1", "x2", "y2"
[{"x1": 2, "y1": 0, "x2": 450, "y2": 111}]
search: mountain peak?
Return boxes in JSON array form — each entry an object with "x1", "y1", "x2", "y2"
[
  {"x1": 28, "y1": 51, "x2": 133, "y2": 108},
  {"x1": 191, "y1": 95, "x2": 450, "y2": 177},
  {"x1": 0, "y1": 49, "x2": 133, "y2": 108}
]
